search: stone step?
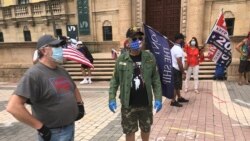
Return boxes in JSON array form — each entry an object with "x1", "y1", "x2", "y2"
[
  {"x1": 191, "y1": 74, "x2": 215, "y2": 79},
  {"x1": 65, "y1": 60, "x2": 116, "y2": 64},
  {"x1": 68, "y1": 70, "x2": 215, "y2": 76},
  {"x1": 69, "y1": 72, "x2": 113, "y2": 76},
  {"x1": 72, "y1": 76, "x2": 112, "y2": 81},
  {"x1": 72, "y1": 74, "x2": 216, "y2": 81},
  {"x1": 63, "y1": 63, "x2": 115, "y2": 68},
  {"x1": 64, "y1": 65, "x2": 216, "y2": 71},
  {"x1": 65, "y1": 67, "x2": 114, "y2": 72},
  {"x1": 199, "y1": 66, "x2": 216, "y2": 70},
  {"x1": 62, "y1": 55, "x2": 220, "y2": 81},
  {"x1": 63, "y1": 62, "x2": 215, "y2": 68},
  {"x1": 65, "y1": 68, "x2": 114, "y2": 72}
]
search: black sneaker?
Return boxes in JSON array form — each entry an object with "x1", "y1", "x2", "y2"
[
  {"x1": 170, "y1": 101, "x2": 183, "y2": 107},
  {"x1": 177, "y1": 97, "x2": 189, "y2": 103}
]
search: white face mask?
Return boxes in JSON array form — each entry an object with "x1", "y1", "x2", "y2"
[{"x1": 190, "y1": 40, "x2": 196, "y2": 46}]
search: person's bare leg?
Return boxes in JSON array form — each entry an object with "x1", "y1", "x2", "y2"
[
  {"x1": 80, "y1": 68, "x2": 88, "y2": 84},
  {"x1": 176, "y1": 89, "x2": 181, "y2": 98},
  {"x1": 239, "y1": 73, "x2": 243, "y2": 85},
  {"x1": 126, "y1": 133, "x2": 135, "y2": 141},
  {"x1": 87, "y1": 68, "x2": 91, "y2": 76},
  {"x1": 86, "y1": 68, "x2": 92, "y2": 83},
  {"x1": 81, "y1": 68, "x2": 86, "y2": 77},
  {"x1": 245, "y1": 72, "x2": 249, "y2": 85},
  {"x1": 172, "y1": 89, "x2": 177, "y2": 102},
  {"x1": 141, "y1": 131, "x2": 150, "y2": 141}
]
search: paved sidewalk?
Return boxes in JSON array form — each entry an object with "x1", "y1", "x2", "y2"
[{"x1": 0, "y1": 80, "x2": 250, "y2": 141}]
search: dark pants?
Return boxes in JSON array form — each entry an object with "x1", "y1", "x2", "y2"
[
  {"x1": 173, "y1": 68, "x2": 182, "y2": 90},
  {"x1": 239, "y1": 60, "x2": 250, "y2": 73}
]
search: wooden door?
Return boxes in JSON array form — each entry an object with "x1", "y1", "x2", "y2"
[{"x1": 146, "y1": 0, "x2": 181, "y2": 41}]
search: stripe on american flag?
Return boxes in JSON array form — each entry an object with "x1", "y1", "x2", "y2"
[{"x1": 63, "y1": 46, "x2": 94, "y2": 68}]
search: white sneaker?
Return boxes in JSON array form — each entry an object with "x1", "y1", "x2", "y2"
[
  {"x1": 80, "y1": 79, "x2": 88, "y2": 84},
  {"x1": 88, "y1": 79, "x2": 92, "y2": 84},
  {"x1": 195, "y1": 89, "x2": 199, "y2": 94}
]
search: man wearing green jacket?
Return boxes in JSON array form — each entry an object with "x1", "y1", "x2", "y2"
[{"x1": 109, "y1": 39, "x2": 162, "y2": 141}]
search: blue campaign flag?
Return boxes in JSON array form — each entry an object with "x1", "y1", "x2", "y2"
[
  {"x1": 143, "y1": 24, "x2": 174, "y2": 99},
  {"x1": 206, "y1": 11, "x2": 232, "y2": 67}
]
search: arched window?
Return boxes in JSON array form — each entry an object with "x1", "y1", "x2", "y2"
[
  {"x1": 102, "y1": 20, "x2": 112, "y2": 41},
  {"x1": 23, "y1": 25, "x2": 31, "y2": 41},
  {"x1": 224, "y1": 11, "x2": 235, "y2": 36},
  {"x1": 0, "y1": 32, "x2": 4, "y2": 42}
]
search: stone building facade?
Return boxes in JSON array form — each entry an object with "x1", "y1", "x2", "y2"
[
  {"x1": 0, "y1": 0, "x2": 250, "y2": 81},
  {"x1": 0, "y1": 0, "x2": 249, "y2": 47}
]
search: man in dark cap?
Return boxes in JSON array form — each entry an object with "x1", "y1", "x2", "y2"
[
  {"x1": 7, "y1": 35, "x2": 85, "y2": 141},
  {"x1": 109, "y1": 39, "x2": 162, "y2": 141},
  {"x1": 170, "y1": 33, "x2": 189, "y2": 107}
]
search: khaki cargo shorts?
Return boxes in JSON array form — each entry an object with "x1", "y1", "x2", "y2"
[{"x1": 121, "y1": 106, "x2": 153, "y2": 134}]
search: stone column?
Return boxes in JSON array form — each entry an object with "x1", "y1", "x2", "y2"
[
  {"x1": 186, "y1": 0, "x2": 205, "y2": 45},
  {"x1": 118, "y1": 0, "x2": 132, "y2": 46},
  {"x1": 131, "y1": 0, "x2": 143, "y2": 28}
]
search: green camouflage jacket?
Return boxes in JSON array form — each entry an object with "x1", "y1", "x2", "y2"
[{"x1": 109, "y1": 50, "x2": 162, "y2": 108}]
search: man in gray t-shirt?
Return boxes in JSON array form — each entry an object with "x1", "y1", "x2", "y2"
[{"x1": 7, "y1": 35, "x2": 85, "y2": 141}]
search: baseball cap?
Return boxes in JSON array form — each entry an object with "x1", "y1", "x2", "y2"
[
  {"x1": 77, "y1": 41, "x2": 83, "y2": 45},
  {"x1": 36, "y1": 35, "x2": 63, "y2": 49},
  {"x1": 130, "y1": 40, "x2": 140, "y2": 50}
]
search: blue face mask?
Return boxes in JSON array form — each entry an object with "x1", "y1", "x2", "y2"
[{"x1": 51, "y1": 47, "x2": 63, "y2": 63}]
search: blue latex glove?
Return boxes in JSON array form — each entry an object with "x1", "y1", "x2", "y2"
[
  {"x1": 109, "y1": 100, "x2": 117, "y2": 113},
  {"x1": 154, "y1": 100, "x2": 162, "y2": 113}
]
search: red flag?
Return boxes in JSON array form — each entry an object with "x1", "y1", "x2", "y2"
[
  {"x1": 216, "y1": 13, "x2": 227, "y2": 29},
  {"x1": 63, "y1": 46, "x2": 94, "y2": 68}
]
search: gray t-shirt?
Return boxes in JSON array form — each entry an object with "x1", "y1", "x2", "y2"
[{"x1": 14, "y1": 62, "x2": 78, "y2": 128}]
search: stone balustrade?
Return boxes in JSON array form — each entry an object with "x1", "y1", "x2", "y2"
[
  {"x1": 15, "y1": 5, "x2": 29, "y2": 17},
  {"x1": 3, "y1": 8, "x2": 11, "y2": 18},
  {"x1": 0, "y1": 1, "x2": 64, "y2": 19}
]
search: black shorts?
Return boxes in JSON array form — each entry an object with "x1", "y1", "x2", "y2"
[
  {"x1": 81, "y1": 64, "x2": 91, "y2": 68},
  {"x1": 238, "y1": 60, "x2": 250, "y2": 73},
  {"x1": 173, "y1": 68, "x2": 182, "y2": 90}
]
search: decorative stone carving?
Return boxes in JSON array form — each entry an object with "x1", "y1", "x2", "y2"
[
  {"x1": 0, "y1": 20, "x2": 7, "y2": 28},
  {"x1": 42, "y1": 18, "x2": 49, "y2": 26},
  {"x1": 28, "y1": 19, "x2": 35, "y2": 27},
  {"x1": 13, "y1": 21, "x2": 19, "y2": 28}
]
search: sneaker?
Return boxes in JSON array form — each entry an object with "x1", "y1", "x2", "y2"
[
  {"x1": 177, "y1": 97, "x2": 189, "y2": 103},
  {"x1": 195, "y1": 89, "x2": 199, "y2": 94},
  {"x1": 170, "y1": 101, "x2": 183, "y2": 107},
  {"x1": 88, "y1": 79, "x2": 92, "y2": 84},
  {"x1": 80, "y1": 79, "x2": 88, "y2": 84}
]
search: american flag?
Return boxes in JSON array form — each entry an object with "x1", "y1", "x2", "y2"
[{"x1": 63, "y1": 46, "x2": 94, "y2": 68}]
